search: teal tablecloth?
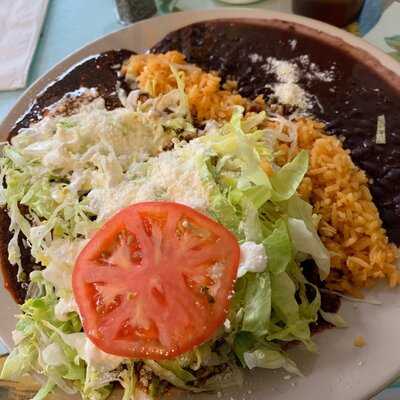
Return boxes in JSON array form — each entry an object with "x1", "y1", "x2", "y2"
[{"x1": 0, "y1": 0, "x2": 399, "y2": 398}]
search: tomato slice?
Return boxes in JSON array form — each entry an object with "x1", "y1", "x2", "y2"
[{"x1": 72, "y1": 202, "x2": 240, "y2": 360}]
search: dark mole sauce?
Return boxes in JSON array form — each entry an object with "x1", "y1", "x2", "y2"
[
  {"x1": 10, "y1": 50, "x2": 134, "y2": 137},
  {"x1": 152, "y1": 19, "x2": 400, "y2": 246},
  {"x1": 1, "y1": 50, "x2": 134, "y2": 303}
]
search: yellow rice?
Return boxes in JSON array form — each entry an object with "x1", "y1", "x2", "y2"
[
  {"x1": 123, "y1": 52, "x2": 399, "y2": 296},
  {"x1": 122, "y1": 51, "x2": 265, "y2": 121},
  {"x1": 294, "y1": 121, "x2": 399, "y2": 296}
]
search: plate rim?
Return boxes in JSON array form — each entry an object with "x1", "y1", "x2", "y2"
[{"x1": 1, "y1": 7, "x2": 400, "y2": 400}]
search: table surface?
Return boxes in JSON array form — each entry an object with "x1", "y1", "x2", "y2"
[{"x1": 0, "y1": 0, "x2": 399, "y2": 399}]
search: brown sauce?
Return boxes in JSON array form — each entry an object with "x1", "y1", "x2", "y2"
[{"x1": 10, "y1": 50, "x2": 134, "y2": 137}]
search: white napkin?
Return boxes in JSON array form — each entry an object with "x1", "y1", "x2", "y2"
[{"x1": 0, "y1": 0, "x2": 49, "y2": 91}]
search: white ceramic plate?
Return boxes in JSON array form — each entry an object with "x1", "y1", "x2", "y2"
[{"x1": 1, "y1": 8, "x2": 400, "y2": 400}]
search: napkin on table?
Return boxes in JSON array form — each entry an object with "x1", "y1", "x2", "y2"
[{"x1": 0, "y1": 0, "x2": 49, "y2": 91}]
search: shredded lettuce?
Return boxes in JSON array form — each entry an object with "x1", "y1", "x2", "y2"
[
  {"x1": 0, "y1": 78, "x2": 337, "y2": 398},
  {"x1": 0, "y1": 339, "x2": 38, "y2": 380},
  {"x1": 169, "y1": 64, "x2": 191, "y2": 120},
  {"x1": 233, "y1": 333, "x2": 301, "y2": 376},
  {"x1": 270, "y1": 272, "x2": 300, "y2": 324},
  {"x1": 320, "y1": 310, "x2": 347, "y2": 328},
  {"x1": 120, "y1": 363, "x2": 136, "y2": 400},
  {"x1": 263, "y1": 219, "x2": 292, "y2": 275},
  {"x1": 270, "y1": 150, "x2": 309, "y2": 202},
  {"x1": 1, "y1": 273, "x2": 128, "y2": 400},
  {"x1": 31, "y1": 380, "x2": 56, "y2": 400},
  {"x1": 239, "y1": 201, "x2": 263, "y2": 242},
  {"x1": 144, "y1": 360, "x2": 202, "y2": 392},
  {"x1": 243, "y1": 347, "x2": 301, "y2": 376},
  {"x1": 157, "y1": 360, "x2": 196, "y2": 383},
  {"x1": 287, "y1": 195, "x2": 330, "y2": 279},
  {"x1": 241, "y1": 271, "x2": 271, "y2": 335},
  {"x1": 201, "y1": 363, "x2": 244, "y2": 390}
]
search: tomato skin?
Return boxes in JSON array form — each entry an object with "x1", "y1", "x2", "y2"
[{"x1": 72, "y1": 202, "x2": 240, "y2": 360}]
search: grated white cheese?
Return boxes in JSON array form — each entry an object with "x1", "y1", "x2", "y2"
[
  {"x1": 41, "y1": 239, "x2": 87, "y2": 292},
  {"x1": 237, "y1": 241, "x2": 268, "y2": 278},
  {"x1": 40, "y1": 240, "x2": 86, "y2": 321},
  {"x1": 12, "y1": 97, "x2": 175, "y2": 190},
  {"x1": 210, "y1": 262, "x2": 224, "y2": 281},
  {"x1": 267, "y1": 58, "x2": 300, "y2": 83},
  {"x1": 249, "y1": 53, "x2": 263, "y2": 63},
  {"x1": 262, "y1": 55, "x2": 334, "y2": 110},
  {"x1": 224, "y1": 319, "x2": 232, "y2": 332},
  {"x1": 298, "y1": 54, "x2": 334, "y2": 82},
  {"x1": 61, "y1": 332, "x2": 125, "y2": 370},
  {"x1": 272, "y1": 83, "x2": 309, "y2": 109},
  {"x1": 55, "y1": 296, "x2": 79, "y2": 321},
  {"x1": 42, "y1": 343, "x2": 66, "y2": 367},
  {"x1": 135, "y1": 140, "x2": 212, "y2": 211},
  {"x1": 263, "y1": 58, "x2": 309, "y2": 109},
  {"x1": 87, "y1": 139, "x2": 213, "y2": 222},
  {"x1": 289, "y1": 39, "x2": 297, "y2": 51}
]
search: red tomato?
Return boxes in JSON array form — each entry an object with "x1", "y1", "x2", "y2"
[{"x1": 72, "y1": 202, "x2": 240, "y2": 360}]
